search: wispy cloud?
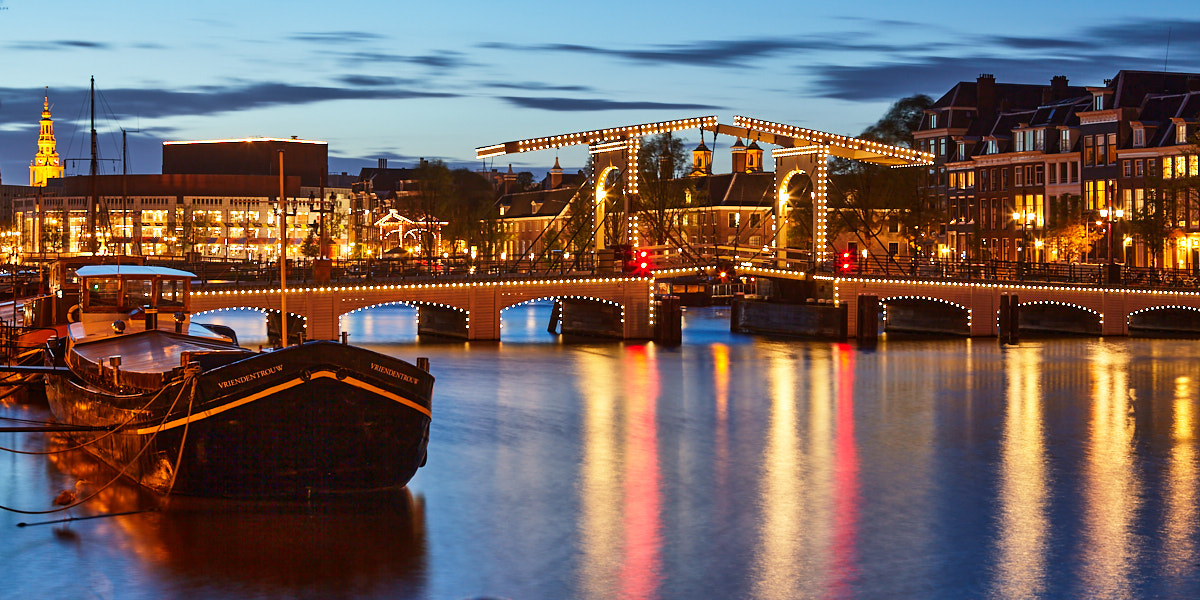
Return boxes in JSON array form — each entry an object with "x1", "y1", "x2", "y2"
[
  {"x1": 7, "y1": 40, "x2": 112, "y2": 51},
  {"x1": 498, "y1": 96, "x2": 722, "y2": 112}
]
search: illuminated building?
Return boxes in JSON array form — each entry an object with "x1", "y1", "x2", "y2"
[
  {"x1": 917, "y1": 70, "x2": 1200, "y2": 268},
  {"x1": 28, "y1": 91, "x2": 65, "y2": 187}
]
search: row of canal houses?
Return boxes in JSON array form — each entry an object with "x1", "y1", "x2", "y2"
[{"x1": 917, "y1": 70, "x2": 1200, "y2": 269}]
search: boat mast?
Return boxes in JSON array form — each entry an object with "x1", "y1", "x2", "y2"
[
  {"x1": 88, "y1": 76, "x2": 98, "y2": 254},
  {"x1": 279, "y1": 150, "x2": 288, "y2": 347}
]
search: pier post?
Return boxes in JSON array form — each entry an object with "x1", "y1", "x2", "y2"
[
  {"x1": 654, "y1": 295, "x2": 682, "y2": 346},
  {"x1": 856, "y1": 294, "x2": 879, "y2": 344}
]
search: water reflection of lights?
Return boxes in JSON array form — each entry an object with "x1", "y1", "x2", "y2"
[
  {"x1": 754, "y1": 345, "x2": 859, "y2": 598},
  {"x1": 990, "y1": 346, "x2": 1048, "y2": 599},
  {"x1": 44, "y1": 436, "x2": 427, "y2": 596},
  {"x1": 579, "y1": 344, "x2": 663, "y2": 600},
  {"x1": 1164, "y1": 376, "x2": 1197, "y2": 582},
  {"x1": 754, "y1": 350, "x2": 807, "y2": 600},
  {"x1": 619, "y1": 344, "x2": 661, "y2": 600},
  {"x1": 1081, "y1": 346, "x2": 1139, "y2": 599}
]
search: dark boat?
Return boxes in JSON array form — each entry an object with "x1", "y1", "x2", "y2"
[{"x1": 42, "y1": 265, "x2": 433, "y2": 499}]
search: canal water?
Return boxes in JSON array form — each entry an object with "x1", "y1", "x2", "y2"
[{"x1": 3, "y1": 304, "x2": 1200, "y2": 599}]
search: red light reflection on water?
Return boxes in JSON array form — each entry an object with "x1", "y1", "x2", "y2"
[
  {"x1": 828, "y1": 344, "x2": 860, "y2": 598},
  {"x1": 619, "y1": 344, "x2": 662, "y2": 600}
]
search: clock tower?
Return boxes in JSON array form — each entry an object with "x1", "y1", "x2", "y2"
[{"x1": 29, "y1": 90, "x2": 64, "y2": 186}]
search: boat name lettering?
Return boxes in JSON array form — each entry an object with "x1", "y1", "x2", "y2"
[
  {"x1": 370, "y1": 363, "x2": 419, "y2": 385},
  {"x1": 217, "y1": 365, "x2": 284, "y2": 389}
]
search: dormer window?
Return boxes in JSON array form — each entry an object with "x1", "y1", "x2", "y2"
[
  {"x1": 986, "y1": 139, "x2": 998, "y2": 155},
  {"x1": 929, "y1": 113, "x2": 938, "y2": 128},
  {"x1": 1059, "y1": 129, "x2": 1071, "y2": 153},
  {"x1": 1133, "y1": 128, "x2": 1145, "y2": 148},
  {"x1": 1178, "y1": 123, "x2": 1188, "y2": 145},
  {"x1": 1093, "y1": 94, "x2": 1104, "y2": 111},
  {"x1": 957, "y1": 141, "x2": 966, "y2": 160}
]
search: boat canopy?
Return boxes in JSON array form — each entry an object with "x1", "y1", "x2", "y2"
[
  {"x1": 76, "y1": 265, "x2": 196, "y2": 279},
  {"x1": 77, "y1": 265, "x2": 195, "y2": 313}
]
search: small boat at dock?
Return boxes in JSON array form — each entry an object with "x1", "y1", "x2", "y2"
[{"x1": 36, "y1": 264, "x2": 433, "y2": 499}]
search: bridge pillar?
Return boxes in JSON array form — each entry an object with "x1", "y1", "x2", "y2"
[{"x1": 418, "y1": 305, "x2": 469, "y2": 339}]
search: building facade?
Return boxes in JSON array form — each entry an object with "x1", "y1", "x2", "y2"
[{"x1": 918, "y1": 71, "x2": 1200, "y2": 268}]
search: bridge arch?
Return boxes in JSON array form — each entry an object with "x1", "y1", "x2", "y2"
[
  {"x1": 880, "y1": 295, "x2": 971, "y2": 336},
  {"x1": 1015, "y1": 300, "x2": 1102, "y2": 336},
  {"x1": 1128, "y1": 305, "x2": 1200, "y2": 336}
]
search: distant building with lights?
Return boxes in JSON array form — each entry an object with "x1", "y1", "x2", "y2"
[
  {"x1": 916, "y1": 70, "x2": 1200, "y2": 268},
  {"x1": 14, "y1": 137, "x2": 357, "y2": 260}
]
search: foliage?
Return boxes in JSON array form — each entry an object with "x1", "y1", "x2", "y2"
[
  {"x1": 300, "y1": 227, "x2": 319, "y2": 258},
  {"x1": 1045, "y1": 194, "x2": 1102, "y2": 263},
  {"x1": 828, "y1": 94, "x2": 939, "y2": 256}
]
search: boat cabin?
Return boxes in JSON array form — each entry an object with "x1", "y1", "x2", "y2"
[{"x1": 64, "y1": 265, "x2": 247, "y2": 391}]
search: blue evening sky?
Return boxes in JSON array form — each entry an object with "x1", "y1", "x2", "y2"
[{"x1": 0, "y1": 0, "x2": 1197, "y2": 183}]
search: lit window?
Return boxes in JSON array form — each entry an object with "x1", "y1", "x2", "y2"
[{"x1": 1178, "y1": 123, "x2": 1188, "y2": 144}]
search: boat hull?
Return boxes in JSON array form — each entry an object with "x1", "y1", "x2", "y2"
[{"x1": 46, "y1": 341, "x2": 432, "y2": 499}]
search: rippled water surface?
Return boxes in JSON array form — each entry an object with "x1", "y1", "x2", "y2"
[{"x1": 4, "y1": 304, "x2": 1200, "y2": 599}]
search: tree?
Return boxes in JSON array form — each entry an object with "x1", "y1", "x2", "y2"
[
  {"x1": 636, "y1": 133, "x2": 694, "y2": 246},
  {"x1": 828, "y1": 94, "x2": 939, "y2": 260},
  {"x1": 1046, "y1": 194, "x2": 1101, "y2": 263},
  {"x1": 300, "y1": 226, "x2": 319, "y2": 258},
  {"x1": 1129, "y1": 192, "x2": 1176, "y2": 268},
  {"x1": 516, "y1": 171, "x2": 535, "y2": 191}
]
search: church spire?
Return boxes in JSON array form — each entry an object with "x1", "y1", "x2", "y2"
[{"x1": 30, "y1": 87, "x2": 65, "y2": 186}]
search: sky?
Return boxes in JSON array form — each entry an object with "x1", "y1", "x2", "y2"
[{"x1": 1, "y1": 0, "x2": 1198, "y2": 185}]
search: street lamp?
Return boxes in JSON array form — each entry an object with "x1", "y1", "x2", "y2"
[{"x1": 1099, "y1": 207, "x2": 1125, "y2": 264}]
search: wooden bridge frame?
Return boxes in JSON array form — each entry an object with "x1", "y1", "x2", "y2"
[{"x1": 477, "y1": 115, "x2": 932, "y2": 265}]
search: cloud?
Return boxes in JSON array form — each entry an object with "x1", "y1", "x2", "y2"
[
  {"x1": 7, "y1": 40, "x2": 112, "y2": 51},
  {"x1": 334, "y1": 50, "x2": 473, "y2": 71},
  {"x1": 480, "y1": 38, "x2": 833, "y2": 68},
  {"x1": 497, "y1": 96, "x2": 722, "y2": 112},
  {"x1": 289, "y1": 31, "x2": 387, "y2": 44},
  {"x1": 485, "y1": 81, "x2": 592, "y2": 93},
  {"x1": 0, "y1": 82, "x2": 459, "y2": 123},
  {"x1": 337, "y1": 75, "x2": 414, "y2": 87}
]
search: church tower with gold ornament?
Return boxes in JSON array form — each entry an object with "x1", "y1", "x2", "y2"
[{"x1": 29, "y1": 89, "x2": 65, "y2": 186}]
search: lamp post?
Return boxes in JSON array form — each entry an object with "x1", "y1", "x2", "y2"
[{"x1": 1100, "y1": 206, "x2": 1124, "y2": 284}]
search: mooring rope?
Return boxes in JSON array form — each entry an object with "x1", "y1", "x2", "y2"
[
  {"x1": 0, "y1": 372, "x2": 197, "y2": 516},
  {"x1": 0, "y1": 378, "x2": 180, "y2": 456},
  {"x1": 162, "y1": 372, "x2": 199, "y2": 501}
]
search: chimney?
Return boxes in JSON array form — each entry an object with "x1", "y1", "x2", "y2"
[
  {"x1": 977, "y1": 74, "x2": 996, "y2": 116},
  {"x1": 378, "y1": 158, "x2": 387, "y2": 169},
  {"x1": 730, "y1": 138, "x2": 748, "y2": 173},
  {"x1": 1051, "y1": 75, "x2": 1069, "y2": 101}
]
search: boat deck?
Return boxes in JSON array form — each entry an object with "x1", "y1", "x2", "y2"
[{"x1": 72, "y1": 330, "x2": 246, "y2": 375}]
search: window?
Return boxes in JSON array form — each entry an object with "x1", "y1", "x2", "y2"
[
  {"x1": 1135, "y1": 159, "x2": 1144, "y2": 177},
  {"x1": 1034, "y1": 165, "x2": 1044, "y2": 185},
  {"x1": 1015, "y1": 167, "x2": 1024, "y2": 187},
  {"x1": 1084, "y1": 135, "x2": 1095, "y2": 166},
  {"x1": 1107, "y1": 133, "x2": 1117, "y2": 165},
  {"x1": 1015, "y1": 132, "x2": 1025, "y2": 153},
  {"x1": 1178, "y1": 123, "x2": 1189, "y2": 144},
  {"x1": 957, "y1": 141, "x2": 966, "y2": 160},
  {"x1": 1070, "y1": 161, "x2": 1079, "y2": 183},
  {"x1": 939, "y1": 138, "x2": 947, "y2": 157},
  {"x1": 1191, "y1": 155, "x2": 1199, "y2": 177},
  {"x1": 1060, "y1": 129, "x2": 1071, "y2": 153},
  {"x1": 750, "y1": 213, "x2": 761, "y2": 228},
  {"x1": 888, "y1": 242, "x2": 899, "y2": 256},
  {"x1": 1094, "y1": 94, "x2": 1104, "y2": 111},
  {"x1": 1049, "y1": 163, "x2": 1058, "y2": 184},
  {"x1": 1001, "y1": 169, "x2": 1009, "y2": 190},
  {"x1": 1096, "y1": 135, "x2": 1107, "y2": 166},
  {"x1": 986, "y1": 140, "x2": 998, "y2": 154},
  {"x1": 929, "y1": 113, "x2": 938, "y2": 128},
  {"x1": 87, "y1": 278, "x2": 121, "y2": 308},
  {"x1": 1133, "y1": 128, "x2": 1145, "y2": 147},
  {"x1": 1035, "y1": 129, "x2": 1045, "y2": 151},
  {"x1": 728, "y1": 213, "x2": 738, "y2": 228},
  {"x1": 1123, "y1": 160, "x2": 1132, "y2": 177},
  {"x1": 1148, "y1": 158, "x2": 1158, "y2": 176}
]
